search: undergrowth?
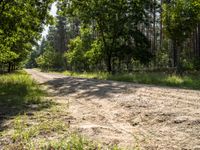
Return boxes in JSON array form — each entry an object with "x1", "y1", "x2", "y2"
[{"x1": 53, "y1": 70, "x2": 200, "y2": 90}]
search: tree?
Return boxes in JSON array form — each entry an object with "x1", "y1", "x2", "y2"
[
  {"x1": 163, "y1": 0, "x2": 200, "y2": 73},
  {"x1": 63, "y1": 0, "x2": 154, "y2": 72},
  {"x1": 65, "y1": 26, "x2": 103, "y2": 71},
  {"x1": 0, "y1": 0, "x2": 55, "y2": 72},
  {"x1": 36, "y1": 41, "x2": 62, "y2": 70},
  {"x1": 55, "y1": 15, "x2": 67, "y2": 53}
]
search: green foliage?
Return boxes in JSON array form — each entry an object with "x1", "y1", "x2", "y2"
[
  {"x1": 181, "y1": 59, "x2": 194, "y2": 71},
  {"x1": 35, "y1": 13, "x2": 69, "y2": 71},
  {"x1": 155, "y1": 50, "x2": 170, "y2": 68},
  {"x1": 163, "y1": 0, "x2": 200, "y2": 41},
  {"x1": 0, "y1": 0, "x2": 55, "y2": 71},
  {"x1": 85, "y1": 40, "x2": 103, "y2": 65},
  {"x1": 65, "y1": 27, "x2": 103, "y2": 71},
  {"x1": 62, "y1": 0, "x2": 153, "y2": 72},
  {"x1": 193, "y1": 57, "x2": 200, "y2": 71},
  {"x1": 36, "y1": 44, "x2": 55, "y2": 70},
  {"x1": 36, "y1": 41, "x2": 65, "y2": 71},
  {"x1": 66, "y1": 36, "x2": 87, "y2": 71},
  {"x1": 162, "y1": 0, "x2": 200, "y2": 72},
  {"x1": 33, "y1": 0, "x2": 200, "y2": 73},
  {"x1": 0, "y1": 49, "x2": 19, "y2": 63}
]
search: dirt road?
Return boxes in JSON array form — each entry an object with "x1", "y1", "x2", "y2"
[{"x1": 26, "y1": 69, "x2": 200, "y2": 149}]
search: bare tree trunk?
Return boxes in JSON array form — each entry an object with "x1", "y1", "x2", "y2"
[
  {"x1": 153, "y1": 0, "x2": 156, "y2": 53},
  {"x1": 107, "y1": 53, "x2": 112, "y2": 73},
  {"x1": 197, "y1": 24, "x2": 200, "y2": 57},
  {"x1": 160, "y1": 0, "x2": 163, "y2": 50},
  {"x1": 8, "y1": 62, "x2": 11, "y2": 73},
  {"x1": 172, "y1": 40, "x2": 182, "y2": 74}
]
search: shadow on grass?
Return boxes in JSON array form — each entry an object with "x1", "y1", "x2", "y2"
[{"x1": 0, "y1": 72, "x2": 55, "y2": 132}]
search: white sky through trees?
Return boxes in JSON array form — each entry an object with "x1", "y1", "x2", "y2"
[{"x1": 42, "y1": 2, "x2": 57, "y2": 37}]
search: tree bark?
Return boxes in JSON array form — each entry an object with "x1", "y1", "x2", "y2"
[
  {"x1": 106, "y1": 52, "x2": 112, "y2": 73},
  {"x1": 8, "y1": 62, "x2": 11, "y2": 73},
  {"x1": 160, "y1": 0, "x2": 163, "y2": 50},
  {"x1": 197, "y1": 24, "x2": 200, "y2": 57},
  {"x1": 172, "y1": 40, "x2": 182, "y2": 74},
  {"x1": 153, "y1": 0, "x2": 156, "y2": 53}
]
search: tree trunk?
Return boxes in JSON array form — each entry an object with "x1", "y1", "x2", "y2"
[
  {"x1": 106, "y1": 53, "x2": 112, "y2": 73},
  {"x1": 197, "y1": 24, "x2": 200, "y2": 57},
  {"x1": 153, "y1": 0, "x2": 156, "y2": 53},
  {"x1": 160, "y1": 0, "x2": 163, "y2": 50},
  {"x1": 172, "y1": 40, "x2": 182, "y2": 74},
  {"x1": 8, "y1": 62, "x2": 11, "y2": 73}
]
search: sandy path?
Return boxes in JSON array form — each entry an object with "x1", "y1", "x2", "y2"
[{"x1": 26, "y1": 69, "x2": 200, "y2": 149}]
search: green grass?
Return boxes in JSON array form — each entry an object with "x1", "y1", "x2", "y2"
[
  {"x1": 107, "y1": 72, "x2": 200, "y2": 89},
  {"x1": 56, "y1": 70, "x2": 109, "y2": 80},
  {"x1": 53, "y1": 70, "x2": 200, "y2": 90},
  {"x1": 2, "y1": 105, "x2": 122, "y2": 150},
  {"x1": 0, "y1": 70, "x2": 46, "y2": 107}
]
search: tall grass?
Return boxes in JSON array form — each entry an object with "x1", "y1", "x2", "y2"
[
  {"x1": 107, "y1": 72, "x2": 200, "y2": 89},
  {"x1": 57, "y1": 70, "x2": 200, "y2": 90},
  {"x1": 59, "y1": 70, "x2": 109, "y2": 80},
  {"x1": 0, "y1": 71, "x2": 46, "y2": 107}
]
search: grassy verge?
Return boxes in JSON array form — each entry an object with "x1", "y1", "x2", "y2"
[
  {"x1": 107, "y1": 72, "x2": 200, "y2": 90},
  {"x1": 0, "y1": 71, "x2": 122, "y2": 150},
  {"x1": 53, "y1": 70, "x2": 200, "y2": 90},
  {"x1": 0, "y1": 71, "x2": 46, "y2": 108},
  {"x1": 1, "y1": 105, "x2": 101, "y2": 150}
]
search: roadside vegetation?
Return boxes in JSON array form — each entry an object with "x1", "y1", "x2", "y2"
[
  {"x1": 50, "y1": 70, "x2": 200, "y2": 90},
  {"x1": 0, "y1": 71, "x2": 47, "y2": 111}
]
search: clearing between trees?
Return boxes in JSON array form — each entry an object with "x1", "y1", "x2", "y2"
[{"x1": 25, "y1": 69, "x2": 200, "y2": 149}]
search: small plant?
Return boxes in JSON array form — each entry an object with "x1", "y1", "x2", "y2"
[{"x1": 41, "y1": 134, "x2": 101, "y2": 150}]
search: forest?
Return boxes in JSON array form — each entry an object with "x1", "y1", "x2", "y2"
[
  {"x1": 0, "y1": 0, "x2": 200, "y2": 149},
  {"x1": 0, "y1": 0, "x2": 199, "y2": 74},
  {"x1": 27, "y1": 0, "x2": 200, "y2": 75}
]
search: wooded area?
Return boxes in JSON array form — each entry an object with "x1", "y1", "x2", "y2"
[
  {"x1": 0, "y1": 0, "x2": 54, "y2": 73},
  {"x1": 28, "y1": 0, "x2": 200, "y2": 74},
  {"x1": 0, "y1": 0, "x2": 200, "y2": 74}
]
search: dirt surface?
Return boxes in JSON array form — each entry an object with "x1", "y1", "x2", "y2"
[{"x1": 26, "y1": 69, "x2": 200, "y2": 150}]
